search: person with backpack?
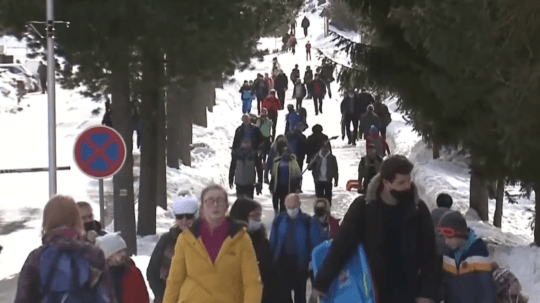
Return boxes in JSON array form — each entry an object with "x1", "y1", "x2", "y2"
[
  {"x1": 240, "y1": 80, "x2": 255, "y2": 114},
  {"x1": 293, "y1": 79, "x2": 307, "y2": 109},
  {"x1": 360, "y1": 105, "x2": 381, "y2": 139},
  {"x1": 162, "y1": 185, "x2": 263, "y2": 303},
  {"x1": 262, "y1": 89, "x2": 282, "y2": 139},
  {"x1": 147, "y1": 196, "x2": 198, "y2": 303},
  {"x1": 229, "y1": 198, "x2": 277, "y2": 303},
  {"x1": 274, "y1": 70, "x2": 289, "y2": 109},
  {"x1": 312, "y1": 155, "x2": 439, "y2": 303},
  {"x1": 307, "y1": 142, "x2": 339, "y2": 205},
  {"x1": 254, "y1": 74, "x2": 269, "y2": 115},
  {"x1": 313, "y1": 198, "x2": 341, "y2": 239},
  {"x1": 229, "y1": 138, "x2": 264, "y2": 199},
  {"x1": 290, "y1": 65, "x2": 301, "y2": 96},
  {"x1": 357, "y1": 143, "x2": 383, "y2": 193},
  {"x1": 341, "y1": 90, "x2": 359, "y2": 145},
  {"x1": 15, "y1": 195, "x2": 116, "y2": 303},
  {"x1": 304, "y1": 66, "x2": 314, "y2": 99},
  {"x1": 286, "y1": 122, "x2": 307, "y2": 172},
  {"x1": 269, "y1": 148, "x2": 302, "y2": 214},
  {"x1": 312, "y1": 74, "x2": 327, "y2": 115},
  {"x1": 285, "y1": 104, "x2": 303, "y2": 134},
  {"x1": 437, "y1": 211, "x2": 497, "y2": 303},
  {"x1": 269, "y1": 194, "x2": 326, "y2": 303},
  {"x1": 256, "y1": 108, "x2": 274, "y2": 162},
  {"x1": 306, "y1": 41, "x2": 312, "y2": 61},
  {"x1": 301, "y1": 16, "x2": 310, "y2": 37},
  {"x1": 96, "y1": 233, "x2": 150, "y2": 303}
]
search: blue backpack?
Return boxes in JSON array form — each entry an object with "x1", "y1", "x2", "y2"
[
  {"x1": 287, "y1": 112, "x2": 302, "y2": 132},
  {"x1": 312, "y1": 240, "x2": 376, "y2": 303},
  {"x1": 39, "y1": 246, "x2": 111, "y2": 303}
]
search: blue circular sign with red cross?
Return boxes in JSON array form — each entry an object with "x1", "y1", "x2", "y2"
[{"x1": 74, "y1": 125, "x2": 127, "y2": 179}]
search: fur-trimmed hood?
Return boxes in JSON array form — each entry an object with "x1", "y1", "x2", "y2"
[{"x1": 365, "y1": 173, "x2": 421, "y2": 206}]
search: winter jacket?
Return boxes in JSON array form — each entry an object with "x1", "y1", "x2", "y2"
[
  {"x1": 249, "y1": 227, "x2": 278, "y2": 303},
  {"x1": 147, "y1": 227, "x2": 182, "y2": 303},
  {"x1": 239, "y1": 85, "x2": 255, "y2": 101},
  {"x1": 306, "y1": 132, "x2": 330, "y2": 163},
  {"x1": 374, "y1": 101, "x2": 392, "y2": 127},
  {"x1": 317, "y1": 65, "x2": 335, "y2": 83},
  {"x1": 256, "y1": 116, "x2": 273, "y2": 138},
  {"x1": 313, "y1": 174, "x2": 439, "y2": 302},
  {"x1": 293, "y1": 82, "x2": 307, "y2": 99},
  {"x1": 285, "y1": 111, "x2": 303, "y2": 133},
  {"x1": 340, "y1": 96, "x2": 356, "y2": 115},
  {"x1": 360, "y1": 112, "x2": 381, "y2": 135},
  {"x1": 232, "y1": 124, "x2": 263, "y2": 151},
  {"x1": 304, "y1": 69, "x2": 314, "y2": 84},
  {"x1": 269, "y1": 211, "x2": 326, "y2": 272},
  {"x1": 286, "y1": 131, "x2": 307, "y2": 161},
  {"x1": 109, "y1": 258, "x2": 149, "y2": 303},
  {"x1": 431, "y1": 207, "x2": 452, "y2": 256},
  {"x1": 306, "y1": 43, "x2": 312, "y2": 52},
  {"x1": 314, "y1": 199, "x2": 341, "y2": 239},
  {"x1": 443, "y1": 229, "x2": 496, "y2": 303},
  {"x1": 37, "y1": 64, "x2": 47, "y2": 80},
  {"x1": 290, "y1": 68, "x2": 300, "y2": 82},
  {"x1": 274, "y1": 74, "x2": 288, "y2": 92},
  {"x1": 308, "y1": 152, "x2": 339, "y2": 183},
  {"x1": 15, "y1": 229, "x2": 117, "y2": 303},
  {"x1": 312, "y1": 79, "x2": 327, "y2": 98},
  {"x1": 262, "y1": 96, "x2": 281, "y2": 112},
  {"x1": 270, "y1": 154, "x2": 302, "y2": 192},
  {"x1": 301, "y1": 17, "x2": 310, "y2": 28},
  {"x1": 229, "y1": 148, "x2": 263, "y2": 186},
  {"x1": 358, "y1": 155, "x2": 383, "y2": 189},
  {"x1": 162, "y1": 219, "x2": 262, "y2": 303},
  {"x1": 366, "y1": 132, "x2": 385, "y2": 156},
  {"x1": 254, "y1": 78, "x2": 269, "y2": 99},
  {"x1": 264, "y1": 139, "x2": 293, "y2": 177},
  {"x1": 288, "y1": 36, "x2": 297, "y2": 47}
]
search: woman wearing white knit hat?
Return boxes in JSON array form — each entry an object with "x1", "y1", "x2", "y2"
[
  {"x1": 146, "y1": 196, "x2": 198, "y2": 303},
  {"x1": 96, "y1": 233, "x2": 149, "y2": 303}
]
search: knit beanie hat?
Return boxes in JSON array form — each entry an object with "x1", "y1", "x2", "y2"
[
  {"x1": 438, "y1": 211, "x2": 468, "y2": 238},
  {"x1": 370, "y1": 125, "x2": 379, "y2": 134},
  {"x1": 173, "y1": 196, "x2": 198, "y2": 215},
  {"x1": 96, "y1": 232, "x2": 127, "y2": 260},
  {"x1": 493, "y1": 267, "x2": 521, "y2": 295},
  {"x1": 229, "y1": 198, "x2": 261, "y2": 224}
]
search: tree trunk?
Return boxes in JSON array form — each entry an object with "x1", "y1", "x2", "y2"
[
  {"x1": 156, "y1": 76, "x2": 167, "y2": 210},
  {"x1": 110, "y1": 50, "x2": 137, "y2": 255},
  {"x1": 433, "y1": 141, "x2": 441, "y2": 159},
  {"x1": 178, "y1": 87, "x2": 194, "y2": 166},
  {"x1": 137, "y1": 49, "x2": 161, "y2": 236},
  {"x1": 493, "y1": 177, "x2": 505, "y2": 228},
  {"x1": 470, "y1": 164, "x2": 489, "y2": 221},
  {"x1": 166, "y1": 83, "x2": 181, "y2": 169},
  {"x1": 533, "y1": 184, "x2": 540, "y2": 246},
  {"x1": 193, "y1": 80, "x2": 208, "y2": 128}
]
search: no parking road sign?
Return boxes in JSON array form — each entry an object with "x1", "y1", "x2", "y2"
[{"x1": 74, "y1": 125, "x2": 127, "y2": 179}]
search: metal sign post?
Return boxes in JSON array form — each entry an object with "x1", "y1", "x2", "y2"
[
  {"x1": 47, "y1": 0, "x2": 57, "y2": 197},
  {"x1": 98, "y1": 179, "x2": 105, "y2": 226}
]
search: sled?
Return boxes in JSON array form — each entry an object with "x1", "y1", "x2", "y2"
[
  {"x1": 346, "y1": 179, "x2": 360, "y2": 191},
  {"x1": 312, "y1": 240, "x2": 376, "y2": 303}
]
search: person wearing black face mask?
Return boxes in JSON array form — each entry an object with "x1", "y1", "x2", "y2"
[
  {"x1": 313, "y1": 198, "x2": 340, "y2": 239},
  {"x1": 312, "y1": 155, "x2": 439, "y2": 303},
  {"x1": 77, "y1": 201, "x2": 107, "y2": 243}
]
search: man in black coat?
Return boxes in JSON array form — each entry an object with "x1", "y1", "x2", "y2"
[
  {"x1": 254, "y1": 74, "x2": 269, "y2": 115},
  {"x1": 305, "y1": 124, "x2": 329, "y2": 164},
  {"x1": 357, "y1": 88, "x2": 375, "y2": 117},
  {"x1": 37, "y1": 61, "x2": 47, "y2": 94},
  {"x1": 312, "y1": 155, "x2": 439, "y2": 303},
  {"x1": 274, "y1": 71, "x2": 289, "y2": 109},
  {"x1": 232, "y1": 114, "x2": 263, "y2": 152},
  {"x1": 340, "y1": 91, "x2": 358, "y2": 145},
  {"x1": 301, "y1": 16, "x2": 310, "y2": 37}
]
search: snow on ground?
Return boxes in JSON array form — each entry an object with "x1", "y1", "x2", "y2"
[{"x1": 1, "y1": 0, "x2": 539, "y2": 302}]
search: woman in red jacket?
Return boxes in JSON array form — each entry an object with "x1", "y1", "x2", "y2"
[
  {"x1": 262, "y1": 89, "x2": 282, "y2": 139},
  {"x1": 313, "y1": 198, "x2": 340, "y2": 238},
  {"x1": 97, "y1": 233, "x2": 150, "y2": 303}
]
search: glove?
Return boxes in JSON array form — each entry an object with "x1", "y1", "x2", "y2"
[
  {"x1": 256, "y1": 183, "x2": 263, "y2": 195},
  {"x1": 334, "y1": 180, "x2": 338, "y2": 187}
]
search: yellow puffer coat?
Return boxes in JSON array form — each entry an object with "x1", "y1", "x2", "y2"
[{"x1": 162, "y1": 219, "x2": 262, "y2": 303}]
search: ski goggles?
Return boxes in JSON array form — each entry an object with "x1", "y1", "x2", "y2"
[
  {"x1": 175, "y1": 214, "x2": 195, "y2": 220},
  {"x1": 437, "y1": 226, "x2": 466, "y2": 238}
]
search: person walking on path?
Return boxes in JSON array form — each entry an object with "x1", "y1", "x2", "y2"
[
  {"x1": 285, "y1": 104, "x2": 303, "y2": 134},
  {"x1": 147, "y1": 197, "x2": 198, "y2": 303},
  {"x1": 304, "y1": 66, "x2": 314, "y2": 99},
  {"x1": 312, "y1": 74, "x2": 327, "y2": 115},
  {"x1": 290, "y1": 19, "x2": 297, "y2": 35},
  {"x1": 262, "y1": 90, "x2": 282, "y2": 139},
  {"x1": 308, "y1": 142, "x2": 338, "y2": 204},
  {"x1": 366, "y1": 125, "x2": 388, "y2": 156},
  {"x1": 275, "y1": 70, "x2": 289, "y2": 109},
  {"x1": 312, "y1": 155, "x2": 439, "y2": 303},
  {"x1": 341, "y1": 90, "x2": 359, "y2": 145},
  {"x1": 290, "y1": 65, "x2": 301, "y2": 97},
  {"x1": 313, "y1": 198, "x2": 340, "y2": 239},
  {"x1": 360, "y1": 105, "x2": 381, "y2": 139},
  {"x1": 430, "y1": 193, "x2": 453, "y2": 302},
  {"x1": 96, "y1": 233, "x2": 150, "y2": 303},
  {"x1": 293, "y1": 79, "x2": 307, "y2": 109},
  {"x1": 373, "y1": 97, "x2": 392, "y2": 151},
  {"x1": 162, "y1": 185, "x2": 262, "y2": 303},
  {"x1": 230, "y1": 198, "x2": 277, "y2": 303},
  {"x1": 232, "y1": 114, "x2": 263, "y2": 152},
  {"x1": 265, "y1": 135, "x2": 292, "y2": 183},
  {"x1": 256, "y1": 108, "x2": 274, "y2": 162},
  {"x1": 269, "y1": 148, "x2": 302, "y2": 214},
  {"x1": 254, "y1": 74, "x2": 269, "y2": 115},
  {"x1": 301, "y1": 16, "x2": 310, "y2": 37},
  {"x1": 269, "y1": 194, "x2": 326, "y2": 303},
  {"x1": 265, "y1": 73, "x2": 274, "y2": 90},
  {"x1": 286, "y1": 122, "x2": 308, "y2": 172},
  {"x1": 305, "y1": 41, "x2": 312, "y2": 61},
  {"x1": 37, "y1": 61, "x2": 47, "y2": 94},
  {"x1": 357, "y1": 143, "x2": 384, "y2": 193},
  {"x1": 15, "y1": 195, "x2": 116, "y2": 303},
  {"x1": 240, "y1": 80, "x2": 255, "y2": 114},
  {"x1": 288, "y1": 33, "x2": 298, "y2": 55},
  {"x1": 229, "y1": 138, "x2": 264, "y2": 199},
  {"x1": 305, "y1": 124, "x2": 330, "y2": 164}
]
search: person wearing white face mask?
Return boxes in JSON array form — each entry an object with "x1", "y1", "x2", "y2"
[
  {"x1": 230, "y1": 197, "x2": 277, "y2": 303},
  {"x1": 269, "y1": 194, "x2": 326, "y2": 303}
]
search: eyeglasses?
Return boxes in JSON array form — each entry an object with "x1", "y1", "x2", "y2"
[
  {"x1": 203, "y1": 197, "x2": 227, "y2": 206},
  {"x1": 175, "y1": 214, "x2": 195, "y2": 220}
]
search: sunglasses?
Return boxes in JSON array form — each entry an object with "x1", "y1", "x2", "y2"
[{"x1": 175, "y1": 214, "x2": 195, "y2": 220}]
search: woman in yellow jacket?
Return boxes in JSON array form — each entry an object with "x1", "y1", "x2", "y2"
[{"x1": 163, "y1": 184, "x2": 262, "y2": 303}]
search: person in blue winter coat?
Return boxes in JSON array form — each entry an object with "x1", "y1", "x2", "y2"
[
  {"x1": 270, "y1": 193, "x2": 327, "y2": 303},
  {"x1": 285, "y1": 104, "x2": 303, "y2": 134},
  {"x1": 240, "y1": 80, "x2": 255, "y2": 114},
  {"x1": 438, "y1": 211, "x2": 496, "y2": 303}
]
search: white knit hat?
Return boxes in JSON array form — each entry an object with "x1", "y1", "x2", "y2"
[
  {"x1": 173, "y1": 196, "x2": 199, "y2": 215},
  {"x1": 96, "y1": 232, "x2": 127, "y2": 260}
]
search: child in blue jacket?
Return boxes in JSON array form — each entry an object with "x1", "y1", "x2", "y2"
[
  {"x1": 438, "y1": 211, "x2": 496, "y2": 303},
  {"x1": 240, "y1": 81, "x2": 255, "y2": 114}
]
